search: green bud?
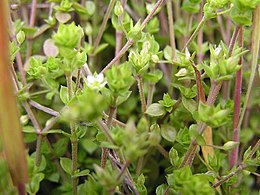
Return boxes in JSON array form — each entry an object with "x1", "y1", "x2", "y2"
[
  {"x1": 85, "y1": 1, "x2": 96, "y2": 16},
  {"x1": 16, "y1": 30, "x2": 25, "y2": 45},
  {"x1": 75, "y1": 51, "x2": 87, "y2": 68},
  {"x1": 114, "y1": 1, "x2": 124, "y2": 17},
  {"x1": 27, "y1": 57, "x2": 47, "y2": 79},
  {"x1": 159, "y1": 93, "x2": 176, "y2": 112},
  {"x1": 55, "y1": 0, "x2": 73, "y2": 12},
  {"x1": 84, "y1": 22, "x2": 93, "y2": 35},
  {"x1": 151, "y1": 54, "x2": 159, "y2": 63},
  {"x1": 223, "y1": 141, "x2": 239, "y2": 151},
  {"x1": 62, "y1": 88, "x2": 107, "y2": 122},
  {"x1": 20, "y1": 115, "x2": 29, "y2": 125},
  {"x1": 137, "y1": 117, "x2": 149, "y2": 133},
  {"x1": 106, "y1": 62, "x2": 135, "y2": 96},
  {"x1": 127, "y1": 20, "x2": 142, "y2": 41},
  {"x1": 53, "y1": 22, "x2": 84, "y2": 49}
]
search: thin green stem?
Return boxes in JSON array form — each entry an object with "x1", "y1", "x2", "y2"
[
  {"x1": 66, "y1": 73, "x2": 78, "y2": 195},
  {"x1": 93, "y1": 0, "x2": 116, "y2": 52},
  {"x1": 136, "y1": 75, "x2": 146, "y2": 113},
  {"x1": 182, "y1": 16, "x2": 206, "y2": 52}
]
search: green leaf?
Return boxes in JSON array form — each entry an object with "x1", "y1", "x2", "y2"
[
  {"x1": 99, "y1": 141, "x2": 119, "y2": 149},
  {"x1": 60, "y1": 85, "x2": 69, "y2": 104},
  {"x1": 93, "y1": 43, "x2": 109, "y2": 55},
  {"x1": 243, "y1": 146, "x2": 252, "y2": 161},
  {"x1": 156, "y1": 184, "x2": 169, "y2": 195},
  {"x1": 22, "y1": 126, "x2": 36, "y2": 133},
  {"x1": 27, "y1": 173, "x2": 45, "y2": 194},
  {"x1": 145, "y1": 103, "x2": 166, "y2": 117},
  {"x1": 73, "y1": 169, "x2": 90, "y2": 177},
  {"x1": 169, "y1": 147, "x2": 180, "y2": 167},
  {"x1": 80, "y1": 138, "x2": 98, "y2": 154},
  {"x1": 143, "y1": 69, "x2": 163, "y2": 84},
  {"x1": 16, "y1": 30, "x2": 25, "y2": 45},
  {"x1": 160, "y1": 124, "x2": 176, "y2": 142},
  {"x1": 85, "y1": 1, "x2": 96, "y2": 15},
  {"x1": 182, "y1": 96, "x2": 197, "y2": 114},
  {"x1": 60, "y1": 157, "x2": 72, "y2": 175},
  {"x1": 42, "y1": 129, "x2": 71, "y2": 137},
  {"x1": 163, "y1": 45, "x2": 173, "y2": 62}
]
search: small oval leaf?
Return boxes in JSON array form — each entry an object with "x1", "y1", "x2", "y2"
[
  {"x1": 146, "y1": 103, "x2": 166, "y2": 117},
  {"x1": 160, "y1": 124, "x2": 176, "y2": 142}
]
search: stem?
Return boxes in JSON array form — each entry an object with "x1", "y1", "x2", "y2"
[
  {"x1": 101, "y1": 0, "x2": 166, "y2": 73},
  {"x1": 238, "y1": 6, "x2": 260, "y2": 130},
  {"x1": 35, "y1": 134, "x2": 43, "y2": 167},
  {"x1": 116, "y1": 160, "x2": 130, "y2": 181},
  {"x1": 197, "y1": 1, "x2": 204, "y2": 64},
  {"x1": 93, "y1": 0, "x2": 116, "y2": 52},
  {"x1": 114, "y1": 0, "x2": 127, "y2": 65},
  {"x1": 248, "y1": 139, "x2": 260, "y2": 159},
  {"x1": 166, "y1": 0, "x2": 176, "y2": 59},
  {"x1": 157, "y1": 144, "x2": 169, "y2": 159},
  {"x1": 9, "y1": 18, "x2": 27, "y2": 85},
  {"x1": 66, "y1": 73, "x2": 78, "y2": 195},
  {"x1": 101, "y1": 39, "x2": 134, "y2": 73},
  {"x1": 229, "y1": 26, "x2": 243, "y2": 169},
  {"x1": 101, "y1": 105, "x2": 116, "y2": 168},
  {"x1": 212, "y1": 163, "x2": 246, "y2": 188},
  {"x1": 146, "y1": 83, "x2": 155, "y2": 107},
  {"x1": 17, "y1": 183, "x2": 26, "y2": 195},
  {"x1": 44, "y1": 137, "x2": 67, "y2": 183},
  {"x1": 167, "y1": 0, "x2": 177, "y2": 96},
  {"x1": 182, "y1": 16, "x2": 206, "y2": 52},
  {"x1": 75, "y1": 69, "x2": 81, "y2": 93},
  {"x1": 66, "y1": 74, "x2": 73, "y2": 100},
  {"x1": 29, "y1": 100, "x2": 60, "y2": 117},
  {"x1": 136, "y1": 75, "x2": 146, "y2": 113},
  {"x1": 26, "y1": 0, "x2": 37, "y2": 60},
  {"x1": 71, "y1": 122, "x2": 78, "y2": 195},
  {"x1": 97, "y1": 119, "x2": 115, "y2": 144}
]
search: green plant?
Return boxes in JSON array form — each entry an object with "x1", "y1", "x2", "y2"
[{"x1": 1, "y1": 0, "x2": 260, "y2": 194}]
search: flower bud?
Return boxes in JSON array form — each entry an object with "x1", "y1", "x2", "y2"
[{"x1": 114, "y1": 1, "x2": 124, "y2": 17}]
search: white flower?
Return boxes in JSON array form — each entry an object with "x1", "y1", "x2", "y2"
[
  {"x1": 85, "y1": 73, "x2": 107, "y2": 90},
  {"x1": 175, "y1": 68, "x2": 188, "y2": 77},
  {"x1": 185, "y1": 48, "x2": 191, "y2": 60},
  {"x1": 214, "y1": 45, "x2": 222, "y2": 56}
]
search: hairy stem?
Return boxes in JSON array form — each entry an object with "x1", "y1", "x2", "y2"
[
  {"x1": 229, "y1": 26, "x2": 243, "y2": 169},
  {"x1": 136, "y1": 75, "x2": 146, "y2": 113},
  {"x1": 66, "y1": 73, "x2": 78, "y2": 195}
]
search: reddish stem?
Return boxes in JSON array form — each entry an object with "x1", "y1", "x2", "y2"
[{"x1": 229, "y1": 26, "x2": 243, "y2": 169}]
